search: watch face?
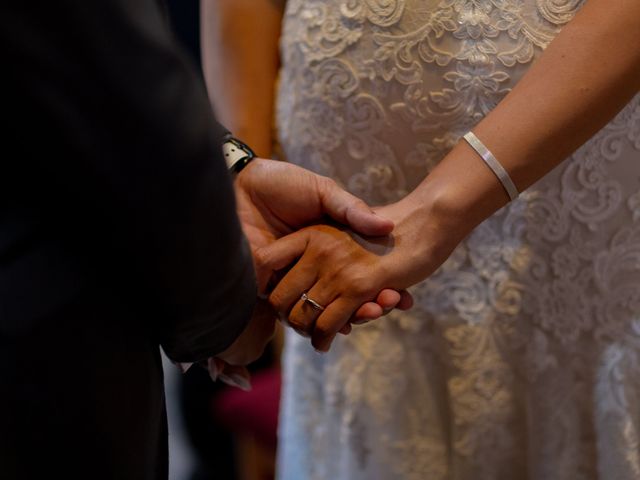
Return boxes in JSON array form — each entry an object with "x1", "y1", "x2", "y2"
[{"x1": 223, "y1": 137, "x2": 256, "y2": 173}]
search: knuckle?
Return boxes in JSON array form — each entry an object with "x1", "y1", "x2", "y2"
[
  {"x1": 352, "y1": 284, "x2": 371, "y2": 298},
  {"x1": 253, "y1": 248, "x2": 269, "y2": 271},
  {"x1": 313, "y1": 321, "x2": 333, "y2": 339},
  {"x1": 287, "y1": 306, "x2": 310, "y2": 330},
  {"x1": 341, "y1": 270, "x2": 375, "y2": 297},
  {"x1": 268, "y1": 291, "x2": 287, "y2": 314},
  {"x1": 315, "y1": 246, "x2": 331, "y2": 262}
]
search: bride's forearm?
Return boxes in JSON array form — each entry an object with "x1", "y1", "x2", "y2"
[
  {"x1": 200, "y1": 0, "x2": 284, "y2": 157},
  {"x1": 405, "y1": 0, "x2": 640, "y2": 237}
]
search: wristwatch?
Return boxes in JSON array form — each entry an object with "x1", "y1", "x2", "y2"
[{"x1": 222, "y1": 135, "x2": 256, "y2": 175}]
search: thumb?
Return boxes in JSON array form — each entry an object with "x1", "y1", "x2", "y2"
[
  {"x1": 318, "y1": 178, "x2": 394, "y2": 236},
  {"x1": 254, "y1": 230, "x2": 310, "y2": 292}
]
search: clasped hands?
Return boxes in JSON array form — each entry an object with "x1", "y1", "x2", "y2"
[
  {"x1": 216, "y1": 157, "x2": 414, "y2": 371},
  {"x1": 216, "y1": 157, "x2": 461, "y2": 386}
]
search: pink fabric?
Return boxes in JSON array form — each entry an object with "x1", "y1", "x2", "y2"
[{"x1": 213, "y1": 367, "x2": 281, "y2": 449}]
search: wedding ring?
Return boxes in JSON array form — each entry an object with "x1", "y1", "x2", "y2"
[{"x1": 301, "y1": 293, "x2": 326, "y2": 312}]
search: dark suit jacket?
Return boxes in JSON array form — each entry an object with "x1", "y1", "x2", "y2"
[{"x1": 0, "y1": 1, "x2": 256, "y2": 478}]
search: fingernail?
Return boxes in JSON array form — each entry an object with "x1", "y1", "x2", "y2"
[
  {"x1": 353, "y1": 318, "x2": 372, "y2": 325},
  {"x1": 220, "y1": 373, "x2": 252, "y2": 392},
  {"x1": 314, "y1": 341, "x2": 331, "y2": 354}
]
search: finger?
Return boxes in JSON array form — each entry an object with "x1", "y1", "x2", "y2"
[
  {"x1": 351, "y1": 289, "x2": 401, "y2": 324},
  {"x1": 318, "y1": 178, "x2": 394, "y2": 237},
  {"x1": 376, "y1": 289, "x2": 402, "y2": 310},
  {"x1": 339, "y1": 324, "x2": 352, "y2": 335},
  {"x1": 268, "y1": 261, "x2": 317, "y2": 333},
  {"x1": 375, "y1": 290, "x2": 414, "y2": 316},
  {"x1": 254, "y1": 230, "x2": 310, "y2": 292},
  {"x1": 397, "y1": 290, "x2": 414, "y2": 310},
  {"x1": 288, "y1": 282, "x2": 335, "y2": 338},
  {"x1": 352, "y1": 302, "x2": 383, "y2": 322},
  {"x1": 312, "y1": 297, "x2": 360, "y2": 352}
]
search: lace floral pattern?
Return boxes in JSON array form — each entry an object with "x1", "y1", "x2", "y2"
[{"x1": 275, "y1": 1, "x2": 640, "y2": 479}]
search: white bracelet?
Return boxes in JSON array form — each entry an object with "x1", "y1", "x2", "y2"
[{"x1": 462, "y1": 132, "x2": 519, "y2": 201}]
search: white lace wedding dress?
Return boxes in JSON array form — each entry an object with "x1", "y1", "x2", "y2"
[{"x1": 275, "y1": 1, "x2": 640, "y2": 479}]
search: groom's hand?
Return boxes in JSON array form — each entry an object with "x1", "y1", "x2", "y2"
[
  {"x1": 217, "y1": 298, "x2": 276, "y2": 366},
  {"x1": 235, "y1": 158, "x2": 412, "y2": 321},
  {"x1": 235, "y1": 158, "x2": 394, "y2": 254}
]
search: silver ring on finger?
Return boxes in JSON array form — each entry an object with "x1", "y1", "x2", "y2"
[{"x1": 301, "y1": 292, "x2": 326, "y2": 312}]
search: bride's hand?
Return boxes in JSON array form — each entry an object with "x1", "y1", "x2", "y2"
[{"x1": 256, "y1": 194, "x2": 466, "y2": 351}]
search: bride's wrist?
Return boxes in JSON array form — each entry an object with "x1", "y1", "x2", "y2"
[
  {"x1": 378, "y1": 152, "x2": 501, "y2": 254},
  {"x1": 372, "y1": 140, "x2": 512, "y2": 285},
  {"x1": 407, "y1": 141, "x2": 512, "y2": 235},
  {"x1": 390, "y1": 185, "x2": 471, "y2": 246}
]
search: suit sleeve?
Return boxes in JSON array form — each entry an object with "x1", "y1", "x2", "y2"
[{"x1": 2, "y1": 0, "x2": 256, "y2": 361}]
